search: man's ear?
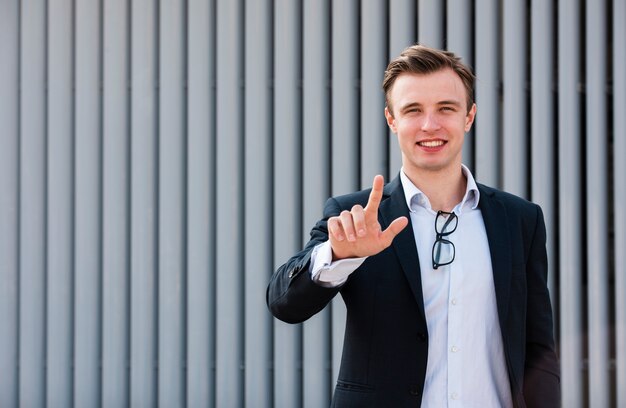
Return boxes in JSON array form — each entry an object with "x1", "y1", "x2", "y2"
[
  {"x1": 464, "y1": 103, "x2": 477, "y2": 132},
  {"x1": 385, "y1": 106, "x2": 397, "y2": 133}
]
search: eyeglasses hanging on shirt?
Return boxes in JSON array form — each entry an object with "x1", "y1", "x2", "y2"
[{"x1": 432, "y1": 210, "x2": 458, "y2": 270}]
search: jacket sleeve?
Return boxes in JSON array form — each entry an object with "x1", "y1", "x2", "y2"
[
  {"x1": 522, "y1": 205, "x2": 561, "y2": 407},
  {"x1": 266, "y1": 197, "x2": 344, "y2": 324}
]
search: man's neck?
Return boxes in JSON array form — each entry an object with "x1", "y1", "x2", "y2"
[{"x1": 404, "y1": 165, "x2": 467, "y2": 212}]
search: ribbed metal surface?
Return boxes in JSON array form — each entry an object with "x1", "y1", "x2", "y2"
[
  {"x1": 302, "y1": 1, "x2": 332, "y2": 406},
  {"x1": 0, "y1": 1, "x2": 622, "y2": 406},
  {"x1": 558, "y1": 0, "x2": 584, "y2": 406},
  {"x1": 585, "y1": 1, "x2": 610, "y2": 406},
  {"x1": 244, "y1": 1, "x2": 272, "y2": 407},
  {"x1": 129, "y1": 0, "x2": 158, "y2": 405},
  {"x1": 215, "y1": 0, "x2": 244, "y2": 406},
  {"x1": 474, "y1": 0, "x2": 500, "y2": 186},
  {"x1": 273, "y1": 1, "x2": 303, "y2": 406},
  {"x1": 102, "y1": 1, "x2": 130, "y2": 406},
  {"x1": 74, "y1": 0, "x2": 103, "y2": 405},
  {"x1": 187, "y1": 0, "x2": 215, "y2": 405},
  {"x1": 614, "y1": 1, "x2": 626, "y2": 406},
  {"x1": 19, "y1": 1, "x2": 47, "y2": 406},
  {"x1": 47, "y1": 0, "x2": 74, "y2": 405}
]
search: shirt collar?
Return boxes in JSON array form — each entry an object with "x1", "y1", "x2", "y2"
[{"x1": 400, "y1": 164, "x2": 480, "y2": 213}]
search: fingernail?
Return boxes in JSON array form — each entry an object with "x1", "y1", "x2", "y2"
[
  {"x1": 357, "y1": 229, "x2": 366, "y2": 237},
  {"x1": 348, "y1": 234, "x2": 356, "y2": 241}
]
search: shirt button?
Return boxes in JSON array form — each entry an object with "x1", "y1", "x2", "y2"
[
  {"x1": 451, "y1": 346, "x2": 458, "y2": 353},
  {"x1": 451, "y1": 298, "x2": 457, "y2": 305},
  {"x1": 451, "y1": 392, "x2": 459, "y2": 400}
]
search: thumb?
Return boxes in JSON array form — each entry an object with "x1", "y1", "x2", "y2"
[{"x1": 380, "y1": 216, "x2": 409, "y2": 246}]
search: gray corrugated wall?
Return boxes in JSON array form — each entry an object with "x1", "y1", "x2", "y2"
[{"x1": 0, "y1": 0, "x2": 624, "y2": 407}]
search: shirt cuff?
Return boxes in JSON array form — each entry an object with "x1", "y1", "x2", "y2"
[{"x1": 309, "y1": 241, "x2": 367, "y2": 287}]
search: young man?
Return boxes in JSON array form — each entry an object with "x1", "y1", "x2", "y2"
[{"x1": 267, "y1": 45, "x2": 560, "y2": 407}]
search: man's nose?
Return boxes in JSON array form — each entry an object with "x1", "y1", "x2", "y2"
[{"x1": 420, "y1": 112, "x2": 441, "y2": 131}]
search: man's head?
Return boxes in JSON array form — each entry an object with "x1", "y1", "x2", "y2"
[
  {"x1": 383, "y1": 44, "x2": 475, "y2": 115},
  {"x1": 383, "y1": 45, "x2": 477, "y2": 177}
]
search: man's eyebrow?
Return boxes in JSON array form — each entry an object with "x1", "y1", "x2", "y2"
[{"x1": 438, "y1": 100, "x2": 462, "y2": 107}]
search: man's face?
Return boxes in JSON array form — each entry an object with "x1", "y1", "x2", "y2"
[{"x1": 385, "y1": 69, "x2": 476, "y2": 177}]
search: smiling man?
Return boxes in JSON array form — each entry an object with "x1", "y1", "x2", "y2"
[{"x1": 267, "y1": 44, "x2": 560, "y2": 407}]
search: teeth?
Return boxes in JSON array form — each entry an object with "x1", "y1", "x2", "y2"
[{"x1": 419, "y1": 140, "x2": 444, "y2": 147}]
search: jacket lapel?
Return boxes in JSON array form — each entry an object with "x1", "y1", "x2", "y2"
[
  {"x1": 477, "y1": 184, "x2": 512, "y2": 329},
  {"x1": 379, "y1": 176, "x2": 427, "y2": 325}
]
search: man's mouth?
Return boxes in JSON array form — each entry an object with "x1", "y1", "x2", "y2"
[{"x1": 417, "y1": 140, "x2": 446, "y2": 147}]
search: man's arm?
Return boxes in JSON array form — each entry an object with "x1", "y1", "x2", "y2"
[
  {"x1": 266, "y1": 175, "x2": 407, "y2": 324},
  {"x1": 266, "y1": 198, "x2": 344, "y2": 324},
  {"x1": 523, "y1": 205, "x2": 561, "y2": 407}
]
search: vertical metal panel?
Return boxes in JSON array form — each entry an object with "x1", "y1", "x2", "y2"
[
  {"x1": 102, "y1": 1, "x2": 130, "y2": 406},
  {"x1": 130, "y1": 0, "x2": 158, "y2": 405},
  {"x1": 586, "y1": 1, "x2": 610, "y2": 406},
  {"x1": 418, "y1": 0, "x2": 444, "y2": 48},
  {"x1": 331, "y1": 0, "x2": 359, "y2": 388},
  {"x1": 244, "y1": 0, "x2": 273, "y2": 407},
  {"x1": 74, "y1": 0, "x2": 103, "y2": 404},
  {"x1": 158, "y1": 0, "x2": 186, "y2": 405},
  {"x1": 273, "y1": 1, "x2": 303, "y2": 406},
  {"x1": 215, "y1": 0, "x2": 244, "y2": 405},
  {"x1": 388, "y1": 0, "x2": 417, "y2": 58},
  {"x1": 361, "y1": 0, "x2": 388, "y2": 187},
  {"x1": 19, "y1": 0, "x2": 47, "y2": 406},
  {"x1": 446, "y1": 0, "x2": 474, "y2": 172},
  {"x1": 530, "y1": 0, "x2": 557, "y2": 321},
  {"x1": 302, "y1": 0, "x2": 332, "y2": 406},
  {"x1": 614, "y1": 0, "x2": 626, "y2": 405},
  {"x1": 502, "y1": 0, "x2": 527, "y2": 198},
  {"x1": 187, "y1": 0, "x2": 216, "y2": 406},
  {"x1": 474, "y1": 0, "x2": 500, "y2": 186},
  {"x1": 331, "y1": 0, "x2": 359, "y2": 196},
  {"x1": 388, "y1": 0, "x2": 416, "y2": 177},
  {"x1": 0, "y1": 1, "x2": 19, "y2": 406},
  {"x1": 47, "y1": 0, "x2": 74, "y2": 405},
  {"x1": 558, "y1": 0, "x2": 584, "y2": 405}
]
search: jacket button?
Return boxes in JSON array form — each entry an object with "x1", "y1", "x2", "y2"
[
  {"x1": 409, "y1": 385, "x2": 420, "y2": 396},
  {"x1": 417, "y1": 333, "x2": 427, "y2": 342}
]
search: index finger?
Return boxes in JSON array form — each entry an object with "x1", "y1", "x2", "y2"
[{"x1": 365, "y1": 175, "x2": 384, "y2": 216}]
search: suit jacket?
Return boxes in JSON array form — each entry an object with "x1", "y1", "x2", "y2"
[{"x1": 267, "y1": 176, "x2": 560, "y2": 408}]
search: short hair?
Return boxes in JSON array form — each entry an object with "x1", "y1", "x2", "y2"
[{"x1": 383, "y1": 44, "x2": 476, "y2": 114}]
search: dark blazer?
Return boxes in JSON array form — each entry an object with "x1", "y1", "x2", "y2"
[{"x1": 267, "y1": 176, "x2": 560, "y2": 408}]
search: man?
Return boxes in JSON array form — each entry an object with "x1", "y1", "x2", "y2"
[{"x1": 267, "y1": 44, "x2": 560, "y2": 407}]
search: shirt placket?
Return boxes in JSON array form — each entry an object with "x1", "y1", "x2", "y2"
[{"x1": 447, "y1": 230, "x2": 463, "y2": 406}]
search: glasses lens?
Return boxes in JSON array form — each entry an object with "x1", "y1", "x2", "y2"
[
  {"x1": 433, "y1": 239, "x2": 455, "y2": 266},
  {"x1": 435, "y1": 212, "x2": 458, "y2": 235}
]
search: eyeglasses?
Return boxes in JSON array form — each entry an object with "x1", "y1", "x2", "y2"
[{"x1": 432, "y1": 210, "x2": 458, "y2": 270}]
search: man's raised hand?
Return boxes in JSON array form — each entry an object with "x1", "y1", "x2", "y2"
[{"x1": 327, "y1": 175, "x2": 409, "y2": 261}]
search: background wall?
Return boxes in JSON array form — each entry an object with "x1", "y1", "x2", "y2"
[{"x1": 0, "y1": 0, "x2": 624, "y2": 407}]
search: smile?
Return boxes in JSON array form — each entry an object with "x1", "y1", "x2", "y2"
[{"x1": 417, "y1": 140, "x2": 446, "y2": 147}]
